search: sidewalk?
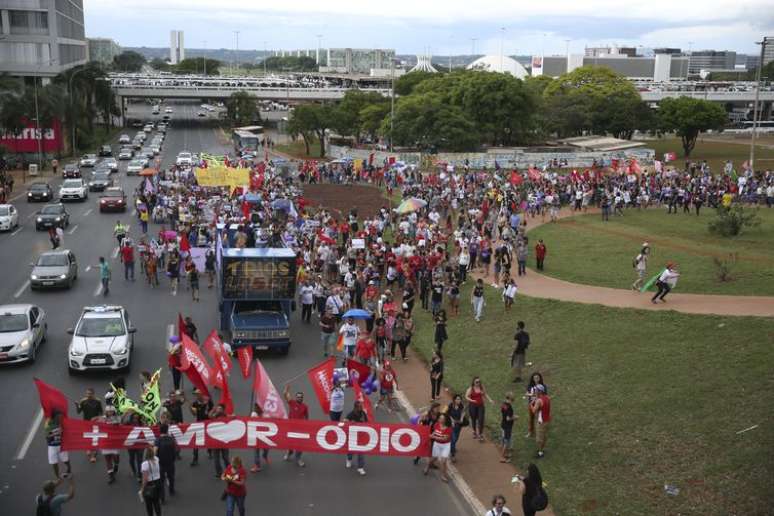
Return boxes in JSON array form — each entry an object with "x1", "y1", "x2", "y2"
[{"x1": 394, "y1": 351, "x2": 555, "y2": 516}]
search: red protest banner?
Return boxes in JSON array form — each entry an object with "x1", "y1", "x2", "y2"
[
  {"x1": 307, "y1": 357, "x2": 335, "y2": 414},
  {"x1": 60, "y1": 416, "x2": 430, "y2": 456},
  {"x1": 203, "y1": 330, "x2": 231, "y2": 388},
  {"x1": 179, "y1": 333, "x2": 215, "y2": 395},
  {"x1": 0, "y1": 118, "x2": 63, "y2": 153}
]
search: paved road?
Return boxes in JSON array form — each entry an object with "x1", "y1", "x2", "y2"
[{"x1": 0, "y1": 100, "x2": 473, "y2": 515}]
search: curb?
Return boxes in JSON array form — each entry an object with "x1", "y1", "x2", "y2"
[{"x1": 394, "y1": 389, "x2": 486, "y2": 516}]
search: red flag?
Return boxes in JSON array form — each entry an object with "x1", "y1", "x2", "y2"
[
  {"x1": 236, "y1": 346, "x2": 253, "y2": 379},
  {"x1": 346, "y1": 358, "x2": 372, "y2": 387},
  {"x1": 352, "y1": 381, "x2": 375, "y2": 422},
  {"x1": 509, "y1": 170, "x2": 523, "y2": 186},
  {"x1": 252, "y1": 359, "x2": 288, "y2": 419},
  {"x1": 34, "y1": 378, "x2": 69, "y2": 418},
  {"x1": 527, "y1": 167, "x2": 541, "y2": 181},
  {"x1": 214, "y1": 354, "x2": 234, "y2": 415},
  {"x1": 179, "y1": 333, "x2": 214, "y2": 396},
  {"x1": 180, "y1": 232, "x2": 191, "y2": 253},
  {"x1": 307, "y1": 357, "x2": 335, "y2": 414},
  {"x1": 241, "y1": 200, "x2": 250, "y2": 219},
  {"x1": 203, "y1": 330, "x2": 231, "y2": 388}
]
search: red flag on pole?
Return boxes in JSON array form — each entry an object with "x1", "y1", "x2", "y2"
[
  {"x1": 352, "y1": 381, "x2": 375, "y2": 422},
  {"x1": 203, "y1": 330, "x2": 231, "y2": 388},
  {"x1": 307, "y1": 357, "x2": 335, "y2": 414},
  {"x1": 252, "y1": 359, "x2": 288, "y2": 419},
  {"x1": 509, "y1": 170, "x2": 523, "y2": 186},
  {"x1": 214, "y1": 355, "x2": 234, "y2": 415},
  {"x1": 178, "y1": 313, "x2": 187, "y2": 340},
  {"x1": 179, "y1": 333, "x2": 214, "y2": 396},
  {"x1": 34, "y1": 378, "x2": 69, "y2": 418},
  {"x1": 346, "y1": 358, "x2": 372, "y2": 387},
  {"x1": 236, "y1": 346, "x2": 253, "y2": 379}
]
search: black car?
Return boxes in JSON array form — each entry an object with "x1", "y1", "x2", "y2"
[
  {"x1": 98, "y1": 145, "x2": 112, "y2": 157},
  {"x1": 27, "y1": 182, "x2": 55, "y2": 202},
  {"x1": 35, "y1": 203, "x2": 69, "y2": 230},
  {"x1": 88, "y1": 170, "x2": 111, "y2": 192},
  {"x1": 63, "y1": 164, "x2": 81, "y2": 178}
]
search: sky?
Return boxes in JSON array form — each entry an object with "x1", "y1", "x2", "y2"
[{"x1": 85, "y1": 0, "x2": 774, "y2": 56}]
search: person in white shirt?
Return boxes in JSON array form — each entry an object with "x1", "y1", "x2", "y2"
[
  {"x1": 299, "y1": 281, "x2": 315, "y2": 323},
  {"x1": 651, "y1": 262, "x2": 679, "y2": 303},
  {"x1": 339, "y1": 317, "x2": 359, "y2": 359},
  {"x1": 140, "y1": 446, "x2": 162, "y2": 515},
  {"x1": 631, "y1": 243, "x2": 650, "y2": 291},
  {"x1": 485, "y1": 494, "x2": 512, "y2": 516}
]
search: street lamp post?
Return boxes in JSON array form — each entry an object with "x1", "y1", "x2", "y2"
[
  {"x1": 68, "y1": 66, "x2": 88, "y2": 155},
  {"x1": 32, "y1": 76, "x2": 43, "y2": 169},
  {"x1": 263, "y1": 41, "x2": 268, "y2": 74},
  {"x1": 390, "y1": 58, "x2": 395, "y2": 152},
  {"x1": 234, "y1": 31, "x2": 240, "y2": 75},
  {"x1": 750, "y1": 37, "x2": 771, "y2": 171}
]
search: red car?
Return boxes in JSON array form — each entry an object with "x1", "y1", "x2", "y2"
[{"x1": 99, "y1": 187, "x2": 127, "y2": 212}]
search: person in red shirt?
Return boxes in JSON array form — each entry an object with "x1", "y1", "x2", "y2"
[
  {"x1": 423, "y1": 413, "x2": 452, "y2": 482},
  {"x1": 355, "y1": 335, "x2": 376, "y2": 365},
  {"x1": 376, "y1": 361, "x2": 399, "y2": 412},
  {"x1": 120, "y1": 241, "x2": 135, "y2": 281},
  {"x1": 221, "y1": 455, "x2": 247, "y2": 516},
  {"x1": 283, "y1": 384, "x2": 309, "y2": 467},
  {"x1": 530, "y1": 385, "x2": 551, "y2": 459},
  {"x1": 535, "y1": 240, "x2": 547, "y2": 271}
]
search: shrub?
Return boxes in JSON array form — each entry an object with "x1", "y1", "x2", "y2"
[
  {"x1": 707, "y1": 205, "x2": 761, "y2": 237},
  {"x1": 712, "y1": 253, "x2": 738, "y2": 282}
]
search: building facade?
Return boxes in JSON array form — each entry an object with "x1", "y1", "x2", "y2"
[
  {"x1": 0, "y1": 0, "x2": 87, "y2": 77},
  {"x1": 688, "y1": 50, "x2": 736, "y2": 74},
  {"x1": 535, "y1": 53, "x2": 689, "y2": 81},
  {"x1": 87, "y1": 37, "x2": 120, "y2": 64},
  {"x1": 584, "y1": 46, "x2": 637, "y2": 57},
  {"x1": 170, "y1": 29, "x2": 184, "y2": 64}
]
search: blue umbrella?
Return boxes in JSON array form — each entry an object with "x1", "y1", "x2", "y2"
[
  {"x1": 272, "y1": 198, "x2": 292, "y2": 210},
  {"x1": 342, "y1": 308, "x2": 372, "y2": 319}
]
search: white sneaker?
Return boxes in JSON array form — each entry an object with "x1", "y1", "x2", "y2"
[
  {"x1": 357, "y1": 468, "x2": 366, "y2": 476},
  {"x1": 346, "y1": 459, "x2": 352, "y2": 468}
]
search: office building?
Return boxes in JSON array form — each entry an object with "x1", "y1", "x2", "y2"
[
  {"x1": 585, "y1": 46, "x2": 637, "y2": 57},
  {"x1": 170, "y1": 30, "x2": 184, "y2": 64},
  {"x1": 653, "y1": 47, "x2": 682, "y2": 55},
  {"x1": 0, "y1": 0, "x2": 87, "y2": 78},
  {"x1": 87, "y1": 37, "x2": 121, "y2": 64},
  {"x1": 534, "y1": 53, "x2": 689, "y2": 81},
  {"x1": 688, "y1": 50, "x2": 736, "y2": 74},
  {"x1": 764, "y1": 38, "x2": 774, "y2": 66}
]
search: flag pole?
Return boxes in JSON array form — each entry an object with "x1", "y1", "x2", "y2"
[{"x1": 248, "y1": 357, "x2": 255, "y2": 414}]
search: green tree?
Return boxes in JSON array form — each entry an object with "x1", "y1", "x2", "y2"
[
  {"x1": 708, "y1": 205, "x2": 761, "y2": 237},
  {"x1": 333, "y1": 90, "x2": 389, "y2": 142},
  {"x1": 225, "y1": 91, "x2": 260, "y2": 126},
  {"x1": 287, "y1": 104, "x2": 336, "y2": 157},
  {"x1": 394, "y1": 71, "x2": 435, "y2": 95},
  {"x1": 359, "y1": 103, "x2": 390, "y2": 142},
  {"x1": 384, "y1": 92, "x2": 479, "y2": 152},
  {"x1": 149, "y1": 58, "x2": 172, "y2": 72},
  {"x1": 176, "y1": 58, "x2": 221, "y2": 75},
  {"x1": 111, "y1": 51, "x2": 146, "y2": 72},
  {"x1": 54, "y1": 63, "x2": 111, "y2": 152},
  {"x1": 658, "y1": 97, "x2": 728, "y2": 157},
  {"x1": 0, "y1": 73, "x2": 26, "y2": 136},
  {"x1": 543, "y1": 66, "x2": 645, "y2": 138}
]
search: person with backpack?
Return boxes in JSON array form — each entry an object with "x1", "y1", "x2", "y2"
[
  {"x1": 36, "y1": 475, "x2": 74, "y2": 516},
  {"x1": 513, "y1": 463, "x2": 548, "y2": 516},
  {"x1": 631, "y1": 243, "x2": 650, "y2": 291},
  {"x1": 140, "y1": 446, "x2": 162, "y2": 516},
  {"x1": 154, "y1": 423, "x2": 178, "y2": 502}
]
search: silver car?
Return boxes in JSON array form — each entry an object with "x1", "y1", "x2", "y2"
[
  {"x1": 67, "y1": 305, "x2": 135, "y2": 373},
  {"x1": 0, "y1": 304, "x2": 47, "y2": 364},
  {"x1": 30, "y1": 249, "x2": 78, "y2": 289}
]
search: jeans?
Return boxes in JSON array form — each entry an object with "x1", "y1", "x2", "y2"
[
  {"x1": 320, "y1": 332, "x2": 335, "y2": 356},
  {"x1": 301, "y1": 303, "x2": 313, "y2": 322},
  {"x1": 536, "y1": 258, "x2": 544, "y2": 270},
  {"x1": 159, "y1": 461, "x2": 175, "y2": 500},
  {"x1": 253, "y1": 448, "x2": 268, "y2": 467},
  {"x1": 213, "y1": 449, "x2": 230, "y2": 477},
  {"x1": 101, "y1": 277, "x2": 110, "y2": 296},
  {"x1": 458, "y1": 264, "x2": 468, "y2": 282},
  {"x1": 347, "y1": 453, "x2": 365, "y2": 468},
  {"x1": 517, "y1": 260, "x2": 526, "y2": 276},
  {"x1": 125, "y1": 261, "x2": 135, "y2": 281},
  {"x1": 128, "y1": 449, "x2": 142, "y2": 478},
  {"x1": 431, "y1": 299, "x2": 441, "y2": 315},
  {"x1": 226, "y1": 494, "x2": 246, "y2": 516},
  {"x1": 450, "y1": 425, "x2": 462, "y2": 456},
  {"x1": 469, "y1": 404, "x2": 485, "y2": 436},
  {"x1": 472, "y1": 297, "x2": 484, "y2": 321},
  {"x1": 431, "y1": 375, "x2": 443, "y2": 399},
  {"x1": 652, "y1": 281, "x2": 671, "y2": 301}
]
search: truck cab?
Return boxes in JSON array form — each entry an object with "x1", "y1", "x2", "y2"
[{"x1": 218, "y1": 247, "x2": 296, "y2": 354}]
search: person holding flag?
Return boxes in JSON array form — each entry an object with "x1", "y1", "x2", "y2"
[
  {"x1": 45, "y1": 410, "x2": 71, "y2": 481},
  {"x1": 345, "y1": 400, "x2": 368, "y2": 476},
  {"x1": 651, "y1": 263, "x2": 680, "y2": 304},
  {"x1": 283, "y1": 384, "x2": 309, "y2": 467}
]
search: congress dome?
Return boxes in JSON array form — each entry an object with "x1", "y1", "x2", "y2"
[{"x1": 466, "y1": 55, "x2": 528, "y2": 79}]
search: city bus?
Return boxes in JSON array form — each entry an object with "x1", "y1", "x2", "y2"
[
  {"x1": 725, "y1": 121, "x2": 774, "y2": 133},
  {"x1": 232, "y1": 126, "x2": 263, "y2": 154}
]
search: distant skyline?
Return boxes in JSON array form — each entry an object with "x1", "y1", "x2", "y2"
[{"x1": 85, "y1": 0, "x2": 774, "y2": 57}]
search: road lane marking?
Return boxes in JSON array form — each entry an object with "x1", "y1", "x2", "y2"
[
  {"x1": 85, "y1": 265, "x2": 91, "y2": 272},
  {"x1": 68, "y1": 224, "x2": 78, "y2": 234},
  {"x1": 14, "y1": 280, "x2": 30, "y2": 298},
  {"x1": 26, "y1": 211, "x2": 37, "y2": 220},
  {"x1": 94, "y1": 282, "x2": 103, "y2": 297},
  {"x1": 131, "y1": 208, "x2": 137, "y2": 216},
  {"x1": 16, "y1": 409, "x2": 43, "y2": 460},
  {"x1": 112, "y1": 247, "x2": 119, "y2": 258},
  {"x1": 83, "y1": 208, "x2": 93, "y2": 216},
  {"x1": 11, "y1": 227, "x2": 22, "y2": 236}
]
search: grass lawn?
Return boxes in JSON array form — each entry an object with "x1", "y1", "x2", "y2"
[
  {"x1": 275, "y1": 138, "x2": 323, "y2": 159},
  {"x1": 410, "y1": 285, "x2": 774, "y2": 515},
  {"x1": 528, "y1": 208, "x2": 774, "y2": 295},
  {"x1": 636, "y1": 137, "x2": 774, "y2": 174}
]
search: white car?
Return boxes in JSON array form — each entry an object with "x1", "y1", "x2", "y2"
[
  {"x1": 67, "y1": 305, "x2": 135, "y2": 374},
  {"x1": 165, "y1": 107, "x2": 173, "y2": 114},
  {"x1": 102, "y1": 157, "x2": 119, "y2": 173},
  {"x1": 59, "y1": 179, "x2": 88, "y2": 202},
  {"x1": 126, "y1": 158, "x2": 148, "y2": 175},
  {"x1": 0, "y1": 304, "x2": 47, "y2": 364},
  {"x1": 0, "y1": 204, "x2": 19, "y2": 231},
  {"x1": 176, "y1": 151, "x2": 193, "y2": 167},
  {"x1": 79, "y1": 154, "x2": 98, "y2": 167},
  {"x1": 118, "y1": 147, "x2": 134, "y2": 160},
  {"x1": 118, "y1": 134, "x2": 131, "y2": 144}
]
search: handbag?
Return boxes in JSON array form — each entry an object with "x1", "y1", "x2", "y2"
[
  {"x1": 141, "y1": 461, "x2": 159, "y2": 498},
  {"x1": 460, "y1": 414, "x2": 470, "y2": 427}
]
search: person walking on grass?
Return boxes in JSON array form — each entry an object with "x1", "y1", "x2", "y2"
[
  {"x1": 651, "y1": 262, "x2": 680, "y2": 304},
  {"x1": 471, "y1": 278, "x2": 485, "y2": 322},
  {"x1": 530, "y1": 385, "x2": 551, "y2": 459},
  {"x1": 631, "y1": 243, "x2": 650, "y2": 291},
  {"x1": 430, "y1": 350, "x2": 444, "y2": 401},
  {"x1": 535, "y1": 240, "x2": 547, "y2": 271},
  {"x1": 465, "y1": 376, "x2": 494, "y2": 441},
  {"x1": 511, "y1": 321, "x2": 530, "y2": 382}
]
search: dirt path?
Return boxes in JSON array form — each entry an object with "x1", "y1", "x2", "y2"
[{"x1": 489, "y1": 208, "x2": 774, "y2": 318}]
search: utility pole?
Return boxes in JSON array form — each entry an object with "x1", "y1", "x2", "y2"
[
  {"x1": 316, "y1": 34, "x2": 323, "y2": 65},
  {"x1": 203, "y1": 40, "x2": 207, "y2": 75},
  {"x1": 750, "y1": 37, "x2": 771, "y2": 171},
  {"x1": 390, "y1": 58, "x2": 395, "y2": 152},
  {"x1": 234, "y1": 30, "x2": 240, "y2": 75},
  {"x1": 33, "y1": 76, "x2": 42, "y2": 168},
  {"x1": 263, "y1": 41, "x2": 268, "y2": 74}
]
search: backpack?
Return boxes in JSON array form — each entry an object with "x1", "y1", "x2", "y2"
[
  {"x1": 36, "y1": 495, "x2": 52, "y2": 516},
  {"x1": 530, "y1": 486, "x2": 549, "y2": 511}
]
